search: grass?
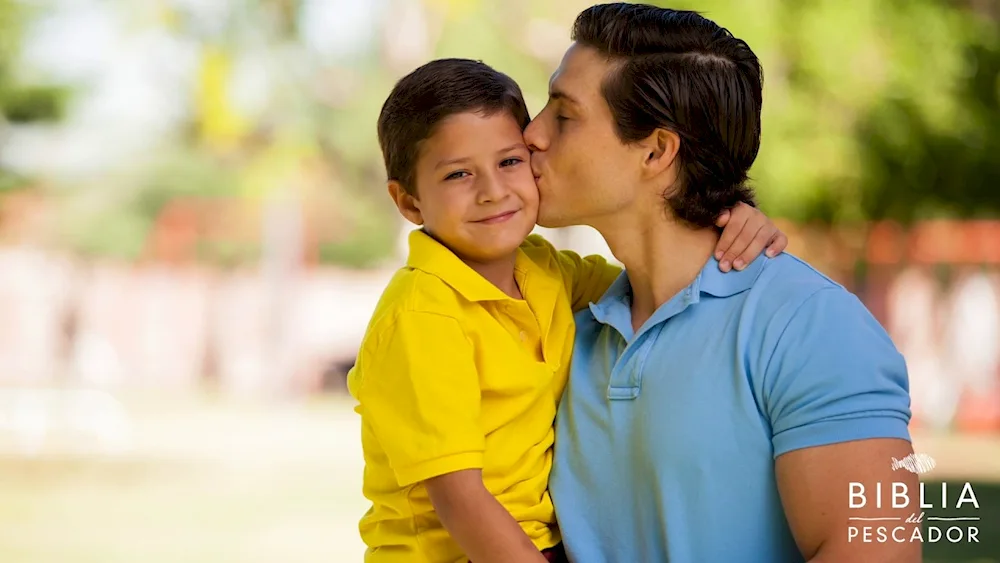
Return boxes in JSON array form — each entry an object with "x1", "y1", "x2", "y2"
[
  {"x1": 0, "y1": 392, "x2": 997, "y2": 562},
  {"x1": 0, "y1": 392, "x2": 369, "y2": 563}
]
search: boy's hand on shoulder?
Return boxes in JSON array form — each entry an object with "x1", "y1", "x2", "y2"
[{"x1": 714, "y1": 202, "x2": 788, "y2": 272}]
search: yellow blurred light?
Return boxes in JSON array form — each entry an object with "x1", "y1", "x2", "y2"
[{"x1": 195, "y1": 46, "x2": 251, "y2": 151}]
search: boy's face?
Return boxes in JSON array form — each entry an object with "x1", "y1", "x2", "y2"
[{"x1": 390, "y1": 111, "x2": 538, "y2": 263}]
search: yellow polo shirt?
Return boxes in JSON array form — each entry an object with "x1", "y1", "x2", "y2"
[{"x1": 348, "y1": 229, "x2": 621, "y2": 563}]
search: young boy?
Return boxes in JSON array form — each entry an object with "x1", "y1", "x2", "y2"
[{"x1": 347, "y1": 58, "x2": 786, "y2": 563}]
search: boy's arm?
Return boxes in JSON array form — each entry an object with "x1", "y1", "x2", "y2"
[
  {"x1": 426, "y1": 470, "x2": 548, "y2": 563},
  {"x1": 358, "y1": 312, "x2": 544, "y2": 561},
  {"x1": 551, "y1": 247, "x2": 622, "y2": 312}
]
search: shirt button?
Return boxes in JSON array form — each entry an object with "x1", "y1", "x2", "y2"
[{"x1": 519, "y1": 331, "x2": 527, "y2": 341}]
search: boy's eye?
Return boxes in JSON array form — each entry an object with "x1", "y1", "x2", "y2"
[
  {"x1": 444, "y1": 170, "x2": 470, "y2": 181},
  {"x1": 499, "y1": 157, "x2": 522, "y2": 168},
  {"x1": 556, "y1": 115, "x2": 569, "y2": 122}
]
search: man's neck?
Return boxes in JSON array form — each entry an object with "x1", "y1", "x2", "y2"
[{"x1": 596, "y1": 210, "x2": 718, "y2": 332}]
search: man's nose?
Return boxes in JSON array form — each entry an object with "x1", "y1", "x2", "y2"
[{"x1": 523, "y1": 118, "x2": 547, "y2": 152}]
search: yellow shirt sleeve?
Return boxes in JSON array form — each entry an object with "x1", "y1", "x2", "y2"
[
  {"x1": 524, "y1": 235, "x2": 622, "y2": 311},
  {"x1": 555, "y1": 248, "x2": 622, "y2": 310},
  {"x1": 357, "y1": 311, "x2": 485, "y2": 487}
]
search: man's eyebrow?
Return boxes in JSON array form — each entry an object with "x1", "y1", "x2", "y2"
[{"x1": 549, "y1": 86, "x2": 581, "y2": 107}]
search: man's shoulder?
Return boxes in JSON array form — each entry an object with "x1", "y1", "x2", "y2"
[
  {"x1": 744, "y1": 254, "x2": 896, "y2": 360},
  {"x1": 747, "y1": 253, "x2": 853, "y2": 315},
  {"x1": 742, "y1": 260, "x2": 911, "y2": 454},
  {"x1": 756, "y1": 253, "x2": 843, "y2": 294},
  {"x1": 736, "y1": 254, "x2": 885, "y2": 354}
]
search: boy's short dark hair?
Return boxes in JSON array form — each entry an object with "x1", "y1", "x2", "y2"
[
  {"x1": 572, "y1": 3, "x2": 762, "y2": 227},
  {"x1": 377, "y1": 58, "x2": 531, "y2": 195}
]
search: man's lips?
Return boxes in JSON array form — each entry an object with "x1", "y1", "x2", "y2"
[{"x1": 474, "y1": 209, "x2": 520, "y2": 224}]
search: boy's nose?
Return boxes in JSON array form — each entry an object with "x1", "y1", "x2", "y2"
[{"x1": 476, "y1": 174, "x2": 508, "y2": 204}]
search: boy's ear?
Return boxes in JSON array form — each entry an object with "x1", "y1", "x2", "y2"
[{"x1": 388, "y1": 180, "x2": 424, "y2": 226}]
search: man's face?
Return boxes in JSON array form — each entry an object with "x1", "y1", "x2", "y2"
[{"x1": 524, "y1": 43, "x2": 646, "y2": 228}]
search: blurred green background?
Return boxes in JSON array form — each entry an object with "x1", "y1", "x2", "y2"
[{"x1": 1, "y1": 0, "x2": 999, "y2": 561}]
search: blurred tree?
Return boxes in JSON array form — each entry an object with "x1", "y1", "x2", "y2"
[
  {"x1": 856, "y1": 30, "x2": 1000, "y2": 223},
  {"x1": 14, "y1": 0, "x2": 1000, "y2": 265},
  {"x1": 54, "y1": 147, "x2": 240, "y2": 261},
  {"x1": 423, "y1": 0, "x2": 998, "y2": 226},
  {"x1": 0, "y1": 0, "x2": 69, "y2": 192},
  {"x1": 0, "y1": 0, "x2": 66, "y2": 124},
  {"x1": 651, "y1": 0, "x2": 1000, "y2": 224}
]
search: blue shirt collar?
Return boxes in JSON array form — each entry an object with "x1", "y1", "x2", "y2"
[
  {"x1": 589, "y1": 254, "x2": 769, "y2": 332},
  {"x1": 588, "y1": 270, "x2": 633, "y2": 338},
  {"x1": 698, "y1": 254, "x2": 768, "y2": 297}
]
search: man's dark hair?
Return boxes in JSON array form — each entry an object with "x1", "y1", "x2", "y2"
[
  {"x1": 377, "y1": 58, "x2": 531, "y2": 195},
  {"x1": 572, "y1": 3, "x2": 762, "y2": 227}
]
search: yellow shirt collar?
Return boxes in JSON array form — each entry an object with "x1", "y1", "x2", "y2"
[{"x1": 405, "y1": 229, "x2": 546, "y2": 303}]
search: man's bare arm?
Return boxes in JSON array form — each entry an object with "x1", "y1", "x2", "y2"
[{"x1": 776, "y1": 438, "x2": 922, "y2": 563}]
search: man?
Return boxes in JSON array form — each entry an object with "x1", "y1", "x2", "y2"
[{"x1": 524, "y1": 4, "x2": 919, "y2": 562}]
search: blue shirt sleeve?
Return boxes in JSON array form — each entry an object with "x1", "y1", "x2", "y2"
[{"x1": 762, "y1": 286, "x2": 913, "y2": 458}]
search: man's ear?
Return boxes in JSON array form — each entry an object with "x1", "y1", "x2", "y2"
[
  {"x1": 640, "y1": 127, "x2": 680, "y2": 179},
  {"x1": 388, "y1": 180, "x2": 423, "y2": 226}
]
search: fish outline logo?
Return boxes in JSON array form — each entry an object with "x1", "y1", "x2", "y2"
[{"x1": 891, "y1": 453, "x2": 936, "y2": 474}]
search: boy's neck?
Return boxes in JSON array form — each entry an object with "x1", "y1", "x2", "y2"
[{"x1": 463, "y1": 252, "x2": 522, "y2": 300}]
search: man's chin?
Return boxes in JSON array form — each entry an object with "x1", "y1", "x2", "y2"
[{"x1": 535, "y1": 213, "x2": 572, "y2": 229}]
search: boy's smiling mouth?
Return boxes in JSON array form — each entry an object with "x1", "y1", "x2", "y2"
[{"x1": 473, "y1": 209, "x2": 521, "y2": 224}]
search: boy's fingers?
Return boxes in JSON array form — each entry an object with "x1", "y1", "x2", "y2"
[
  {"x1": 766, "y1": 231, "x2": 788, "y2": 258},
  {"x1": 724, "y1": 222, "x2": 765, "y2": 271},
  {"x1": 715, "y1": 209, "x2": 732, "y2": 228},
  {"x1": 737, "y1": 225, "x2": 777, "y2": 269},
  {"x1": 715, "y1": 211, "x2": 747, "y2": 264}
]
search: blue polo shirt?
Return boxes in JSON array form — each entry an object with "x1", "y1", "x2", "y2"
[{"x1": 550, "y1": 253, "x2": 912, "y2": 563}]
